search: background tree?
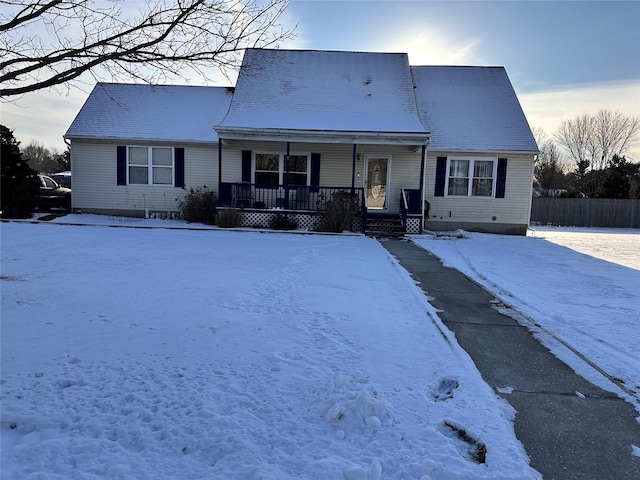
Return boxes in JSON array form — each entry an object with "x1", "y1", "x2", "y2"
[
  {"x1": 554, "y1": 110, "x2": 640, "y2": 195},
  {"x1": 1, "y1": 124, "x2": 40, "y2": 218},
  {"x1": 532, "y1": 127, "x2": 569, "y2": 196},
  {"x1": 596, "y1": 155, "x2": 639, "y2": 199},
  {"x1": 554, "y1": 114, "x2": 593, "y2": 194},
  {"x1": 590, "y1": 110, "x2": 640, "y2": 170},
  {"x1": 1, "y1": 0, "x2": 294, "y2": 97},
  {"x1": 23, "y1": 141, "x2": 70, "y2": 173}
]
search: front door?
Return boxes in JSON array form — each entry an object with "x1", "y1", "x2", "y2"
[{"x1": 365, "y1": 156, "x2": 390, "y2": 210}]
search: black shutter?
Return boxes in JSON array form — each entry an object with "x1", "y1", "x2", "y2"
[
  {"x1": 310, "y1": 153, "x2": 321, "y2": 193},
  {"x1": 496, "y1": 158, "x2": 508, "y2": 198},
  {"x1": 117, "y1": 146, "x2": 126, "y2": 185},
  {"x1": 174, "y1": 148, "x2": 185, "y2": 188},
  {"x1": 242, "y1": 150, "x2": 252, "y2": 183},
  {"x1": 434, "y1": 156, "x2": 447, "y2": 196}
]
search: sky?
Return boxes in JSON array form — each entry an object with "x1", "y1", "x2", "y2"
[{"x1": 1, "y1": 0, "x2": 639, "y2": 159}]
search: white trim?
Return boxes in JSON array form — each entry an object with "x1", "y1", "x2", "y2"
[{"x1": 444, "y1": 156, "x2": 497, "y2": 198}]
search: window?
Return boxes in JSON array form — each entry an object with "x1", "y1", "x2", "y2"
[
  {"x1": 286, "y1": 155, "x2": 308, "y2": 186},
  {"x1": 254, "y1": 152, "x2": 310, "y2": 186},
  {"x1": 255, "y1": 153, "x2": 280, "y2": 185},
  {"x1": 128, "y1": 147, "x2": 174, "y2": 185},
  {"x1": 446, "y1": 157, "x2": 496, "y2": 197}
]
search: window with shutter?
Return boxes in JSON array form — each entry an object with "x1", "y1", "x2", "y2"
[{"x1": 443, "y1": 156, "x2": 501, "y2": 197}]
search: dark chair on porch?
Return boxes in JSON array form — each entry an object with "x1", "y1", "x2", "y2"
[
  {"x1": 292, "y1": 186, "x2": 310, "y2": 210},
  {"x1": 235, "y1": 182, "x2": 253, "y2": 208}
]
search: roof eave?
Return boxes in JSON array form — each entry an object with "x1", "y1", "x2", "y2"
[
  {"x1": 214, "y1": 126, "x2": 430, "y2": 146},
  {"x1": 428, "y1": 146, "x2": 539, "y2": 156},
  {"x1": 64, "y1": 134, "x2": 219, "y2": 145}
]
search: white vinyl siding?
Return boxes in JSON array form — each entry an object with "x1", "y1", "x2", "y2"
[
  {"x1": 71, "y1": 141, "x2": 218, "y2": 214},
  {"x1": 425, "y1": 151, "x2": 535, "y2": 226}
]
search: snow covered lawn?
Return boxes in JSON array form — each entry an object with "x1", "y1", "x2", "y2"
[
  {"x1": 1, "y1": 220, "x2": 537, "y2": 480},
  {"x1": 411, "y1": 226, "x2": 640, "y2": 411}
]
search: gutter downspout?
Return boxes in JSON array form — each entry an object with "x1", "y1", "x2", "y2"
[{"x1": 64, "y1": 138, "x2": 73, "y2": 211}]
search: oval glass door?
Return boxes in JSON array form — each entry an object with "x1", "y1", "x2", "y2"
[{"x1": 366, "y1": 156, "x2": 389, "y2": 210}]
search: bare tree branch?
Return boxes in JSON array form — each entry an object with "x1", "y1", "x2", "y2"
[
  {"x1": 555, "y1": 110, "x2": 640, "y2": 169},
  {"x1": 0, "y1": 0, "x2": 63, "y2": 31},
  {"x1": 1, "y1": 0, "x2": 295, "y2": 97},
  {"x1": 554, "y1": 110, "x2": 640, "y2": 194}
]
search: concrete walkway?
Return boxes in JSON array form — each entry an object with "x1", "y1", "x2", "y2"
[{"x1": 381, "y1": 239, "x2": 640, "y2": 479}]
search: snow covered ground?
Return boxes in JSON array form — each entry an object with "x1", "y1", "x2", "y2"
[
  {"x1": 2, "y1": 218, "x2": 638, "y2": 479},
  {"x1": 411, "y1": 226, "x2": 640, "y2": 412},
  {"x1": 1, "y1": 218, "x2": 538, "y2": 480}
]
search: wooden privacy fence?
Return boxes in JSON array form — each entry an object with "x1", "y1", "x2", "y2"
[{"x1": 530, "y1": 198, "x2": 640, "y2": 228}]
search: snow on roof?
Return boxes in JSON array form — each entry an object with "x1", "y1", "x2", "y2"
[
  {"x1": 217, "y1": 49, "x2": 428, "y2": 134},
  {"x1": 65, "y1": 83, "x2": 233, "y2": 144},
  {"x1": 411, "y1": 66, "x2": 539, "y2": 153}
]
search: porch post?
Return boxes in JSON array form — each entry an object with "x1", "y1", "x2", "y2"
[
  {"x1": 351, "y1": 143, "x2": 357, "y2": 196},
  {"x1": 218, "y1": 138, "x2": 222, "y2": 194},
  {"x1": 419, "y1": 144, "x2": 426, "y2": 234},
  {"x1": 284, "y1": 141, "x2": 290, "y2": 209}
]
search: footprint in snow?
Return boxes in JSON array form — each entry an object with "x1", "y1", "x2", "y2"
[{"x1": 431, "y1": 376, "x2": 459, "y2": 402}]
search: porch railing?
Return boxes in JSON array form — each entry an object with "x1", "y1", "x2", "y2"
[
  {"x1": 403, "y1": 188, "x2": 422, "y2": 214},
  {"x1": 400, "y1": 188, "x2": 422, "y2": 233},
  {"x1": 219, "y1": 183, "x2": 365, "y2": 212}
]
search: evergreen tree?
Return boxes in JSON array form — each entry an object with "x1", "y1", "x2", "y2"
[
  {"x1": 1, "y1": 125, "x2": 40, "y2": 218},
  {"x1": 597, "y1": 155, "x2": 639, "y2": 199}
]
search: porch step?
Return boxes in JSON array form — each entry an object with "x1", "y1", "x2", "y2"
[{"x1": 365, "y1": 214, "x2": 404, "y2": 238}]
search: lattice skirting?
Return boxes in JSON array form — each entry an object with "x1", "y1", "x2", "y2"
[
  {"x1": 406, "y1": 216, "x2": 421, "y2": 234},
  {"x1": 223, "y1": 208, "x2": 421, "y2": 234},
  {"x1": 239, "y1": 210, "x2": 321, "y2": 231}
]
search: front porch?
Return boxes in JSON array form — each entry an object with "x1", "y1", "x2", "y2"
[{"x1": 217, "y1": 182, "x2": 424, "y2": 234}]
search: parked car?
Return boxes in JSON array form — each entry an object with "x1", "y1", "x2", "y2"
[
  {"x1": 38, "y1": 174, "x2": 71, "y2": 211},
  {"x1": 49, "y1": 171, "x2": 71, "y2": 188}
]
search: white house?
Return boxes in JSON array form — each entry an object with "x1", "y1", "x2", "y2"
[{"x1": 65, "y1": 48, "x2": 538, "y2": 234}]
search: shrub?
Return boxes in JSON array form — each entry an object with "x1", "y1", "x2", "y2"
[
  {"x1": 217, "y1": 208, "x2": 242, "y2": 228},
  {"x1": 177, "y1": 187, "x2": 217, "y2": 225},
  {"x1": 1, "y1": 125, "x2": 39, "y2": 218},
  {"x1": 318, "y1": 191, "x2": 361, "y2": 232},
  {"x1": 269, "y1": 213, "x2": 298, "y2": 230}
]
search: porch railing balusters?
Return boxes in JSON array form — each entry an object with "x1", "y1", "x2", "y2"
[{"x1": 219, "y1": 183, "x2": 364, "y2": 212}]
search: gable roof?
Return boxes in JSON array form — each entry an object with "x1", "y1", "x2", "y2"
[
  {"x1": 65, "y1": 83, "x2": 233, "y2": 144},
  {"x1": 215, "y1": 49, "x2": 429, "y2": 144},
  {"x1": 411, "y1": 66, "x2": 538, "y2": 154}
]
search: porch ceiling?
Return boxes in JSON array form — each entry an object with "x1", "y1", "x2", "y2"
[{"x1": 214, "y1": 126, "x2": 430, "y2": 146}]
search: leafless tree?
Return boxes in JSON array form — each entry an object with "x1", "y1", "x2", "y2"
[
  {"x1": 555, "y1": 110, "x2": 640, "y2": 170},
  {"x1": 1, "y1": 0, "x2": 294, "y2": 98},
  {"x1": 555, "y1": 114, "x2": 593, "y2": 169},
  {"x1": 532, "y1": 127, "x2": 568, "y2": 196},
  {"x1": 590, "y1": 110, "x2": 640, "y2": 170},
  {"x1": 22, "y1": 141, "x2": 68, "y2": 173},
  {"x1": 554, "y1": 110, "x2": 640, "y2": 193}
]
